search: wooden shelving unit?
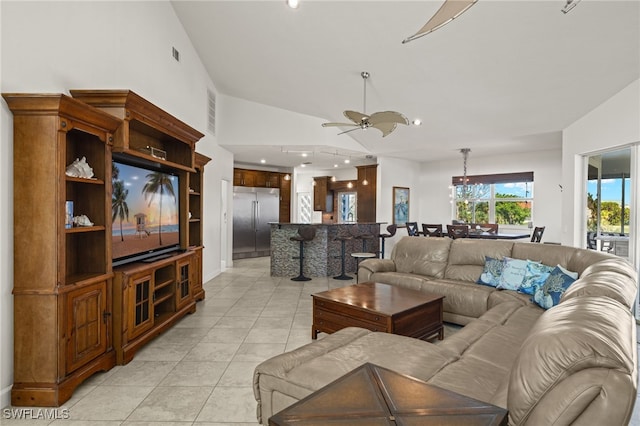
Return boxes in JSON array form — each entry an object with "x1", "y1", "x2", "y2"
[
  {"x1": 4, "y1": 90, "x2": 209, "y2": 406},
  {"x1": 3, "y1": 93, "x2": 121, "y2": 407},
  {"x1": 190, "y1": 152, "x2": 211, "y2": 301},
  {"x1": 71, "y1": 90, "x2": 207, "y2": 365}
]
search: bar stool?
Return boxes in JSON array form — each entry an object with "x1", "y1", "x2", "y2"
[
  {"x1": 351, "y1": 252, "x2": 377, "y2": 283},
  {"x1": 354, "y1": 230, "x2": 375, "y2": 252},
  {"x1": 290, "y1": 225, "x2": 316, "y2": 281},
  {"x1": 378, "y1": 224, "x2": 397, "y2": 259},
  {"x1": 333, "y1": 234, "x2": 353, "y2": 280}
]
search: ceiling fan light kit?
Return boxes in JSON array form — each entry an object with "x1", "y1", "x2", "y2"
[{"x1": 322, "y1": 71, "x2": 408, "y2": 137}]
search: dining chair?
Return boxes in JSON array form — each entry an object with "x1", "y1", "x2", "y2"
[
  {"x1": 406, "y1": 222, "x2": 420, "y2": 236},
  {"x1": 422, "y1": 224, "x2": 443, "y2": 237},
  {"x1": 447, "y1": 224, "x2": 469, "y2": 239},
  {"x1": 586, "y1": 231, "x2": 597, "y2": 250},
  {"x1": 530, "y1": 226, "x2": 545, "y2": 243},
  {"x1": 471, "y1": 223, "x2": 498, "y2": 234}
]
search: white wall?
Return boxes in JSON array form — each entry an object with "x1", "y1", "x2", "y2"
[
  {"x1": 562, "y1": 79, "x2": 640, "y2": 246},
  {"x1": 0, "y1": 1, "x2": 232, "y2": 407},
  {"x1": 376, "y1": 156, "x2": 423, "y2": 257},
  {"x1": 375, "y1": 150, "x2": 562, "y2": 256},
  {"x1": 418, "y1": 148, "x2": 563, "y2": 240}
]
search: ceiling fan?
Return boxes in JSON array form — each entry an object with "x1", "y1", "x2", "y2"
[
  {"x1": 322, "y1": 71, "x2": 409, "y2": 138},
  {"x1": 402, "y1": 0, "x2": 478, "y2": 44}
]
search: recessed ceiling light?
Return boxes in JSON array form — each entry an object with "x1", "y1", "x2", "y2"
[
  {"x1": 286, "y1": 0, "x2": 300, "y2": 8},
  {"x1": 344, "y1": 159, "x2": 350, "y2": 164},
  {"x1": 333, "y1": 164, "x2": 338, "y2": 168},
  {"x1": 412, "y1": 119, "x2": 422, "y2": 126},
  {"x1": 260, "y1": 159, "x2": 266, "y2": 163},
  {"x1": 302, "y1": 153, "x2": 308, "y2": 157},
  {"x1": 300, "y1": 164, "x2": 306, "y2": 167}
]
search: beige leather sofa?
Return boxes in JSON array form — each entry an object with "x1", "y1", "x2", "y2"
[{"x1": 254, "y1": 237, "x2": 638, "y2": 425}]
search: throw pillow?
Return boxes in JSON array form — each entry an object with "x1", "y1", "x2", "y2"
[
  {"x1": 477, "y1": 256, "x2": 504, "y2": 287},
  {"x1": 497, "y1": 257, "x2": 529, "y2": 291},
  {"x1": 532, "y1": 265, "x2": 578, "y2": 309},
  {"x1": 520, "y1": 260, "x2": 554, "y2": 295}
]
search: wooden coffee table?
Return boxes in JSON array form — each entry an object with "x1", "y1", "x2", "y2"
[
  {"x1": 269, "y1": 363, "x2": 508, "y2": 425},
  {"x1": 312, "y1": 282, "x2": 444, "y2": 341}
]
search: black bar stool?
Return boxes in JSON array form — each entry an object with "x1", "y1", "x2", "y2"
[
  {"x1": 378, "y1": 224, "x2": 397, "y2": 259},
  {"x1": 290, "y1": 225, "x2": 316, "y2": 281},
  {"x1": 333, "y1": 234, "x2": 353, "y2": 280},
  {"x1": 354, "y1": 231, "x2": 375, "y2": 252}
]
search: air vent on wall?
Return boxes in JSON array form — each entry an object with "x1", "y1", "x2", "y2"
[
  {"x1": 207, "y1": 89, "x2": 216, "y2": 136},
  {"x1": 172, "y1": 47, "x2": 180, "y2": 62}
]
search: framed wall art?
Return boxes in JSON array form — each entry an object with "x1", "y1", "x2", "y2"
[{"x1": 392, "y1": 186, "x2": 410, "y2": 227}]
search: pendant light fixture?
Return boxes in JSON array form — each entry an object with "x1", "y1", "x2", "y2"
[
  {"x1": 362, "y1": 166, "x2": 369, "y2": 186},
  {"x1": 460, "y1": 148, "x2": 471, "y2": 205}
]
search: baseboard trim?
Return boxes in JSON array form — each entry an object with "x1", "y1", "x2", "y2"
[{"x1": 1, "y1": 383, "x2": 12, "y2": 409}]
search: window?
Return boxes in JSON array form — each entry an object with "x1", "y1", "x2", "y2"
[
  {"x1": 452, "y1": 172, "x2": 533, "y2": 226},
  {"x1": 338, "y1": 192, "x2": 357, "y2": 223}
]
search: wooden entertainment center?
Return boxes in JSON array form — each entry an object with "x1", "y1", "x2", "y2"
[{"x1": 4, "y1": 90, "x2": 210, "y2": 406}]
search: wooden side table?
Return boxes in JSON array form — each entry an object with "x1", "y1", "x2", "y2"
[{"x1": 269, "y1": 363, "x2": 508, "y2": 425}]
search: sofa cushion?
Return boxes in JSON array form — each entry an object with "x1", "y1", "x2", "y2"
[
  {"x1": 477, "y1": 256, "x2": 505, "y2": 287},
  {"x1": 508, "y1": 296, "x2": 637, "y2": 426},
  {"x1": 367, "y1": 271, "x2": 428, "y2": 292},
  {"x1": 253, "y1": 327, "x2": 460, "y2": 423},
  {"x1": 392, "y1": 236, "x2": 451, "y2": 278},
  {"x1": 421, "y1": 279, "x2": 494, "y2": 319},
  {"x1": 511, "y1": 242, "x2": 576, "y2": 272},
  {"x1": 580, "y1": 256, "x2": 637, "y2": 280},
  {"x1": 532, "y1": 265, "x2": 577, "y2": 309},
  {"x1": 429, "y1": 303, "x2": 543, "y2": 403},
  {"x1": 445, "y1": 239, "x2": 514, "y2": 282},
  {"x1": 561, "y1": 269, "x2": 638, "y2": 309},
  {"x1": 488, "y1": 289, "x2": 534, "y2": 309}
]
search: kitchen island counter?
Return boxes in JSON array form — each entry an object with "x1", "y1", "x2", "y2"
[{"x1": 270, "y1": 223, "x2": 383, "y2": 277}]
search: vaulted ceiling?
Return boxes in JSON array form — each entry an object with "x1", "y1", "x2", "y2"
[{"x1": 172, "y1": 1, "x2": 639, "y2": 170}]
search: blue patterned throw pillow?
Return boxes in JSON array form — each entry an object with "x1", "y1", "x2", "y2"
[
  {"x1": 520, "y1": 260, "x2": 554, "y2": 295},
  {"x1": 477, "y1": 256, "x2": 504, "y2": 287},
  {"x1": 497, "y1": 257, "x2": 529, "y2": 291},
  {"x1": 532, "y1": 265, "x2": 578, "y2": 309}
]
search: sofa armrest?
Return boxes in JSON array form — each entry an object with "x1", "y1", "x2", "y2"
[{"x1": 358, "y1": 259, "x2": 396, "y2": 282}]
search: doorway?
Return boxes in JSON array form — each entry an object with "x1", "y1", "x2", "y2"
[{"x1": 585, "y1": 148, "x2": 632, "y2": 257}]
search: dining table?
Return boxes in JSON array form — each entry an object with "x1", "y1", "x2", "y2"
[{"x1": 466, "y1": 231, "x2": 531, "y2": 240}]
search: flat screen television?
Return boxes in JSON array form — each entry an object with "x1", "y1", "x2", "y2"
[{"x1": 112, "y1": 155, "x2": 181, "y2": 266}]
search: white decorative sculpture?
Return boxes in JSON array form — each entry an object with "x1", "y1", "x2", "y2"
[
  {"x1": 65, "y1": 156, "x2": 94, "y2": 179},
  {"x1": 72, "y1": 215, "x2": 94, "y2": 227}
]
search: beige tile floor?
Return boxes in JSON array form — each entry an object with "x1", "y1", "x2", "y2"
[{"x1": 2, "y1": 256, "x2": 640, "y2": 425}]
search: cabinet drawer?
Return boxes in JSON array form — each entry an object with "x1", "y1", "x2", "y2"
[
  {"x1": 314, "y1": 299, "x2": 388, "y2": 325},
  {"x1": 314, "y1": 307, "x2": 388, "y2": 332}
]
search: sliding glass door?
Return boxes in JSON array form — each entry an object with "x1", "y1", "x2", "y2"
[
  {"x1": 586, "y1": 148, "x2": 632, "y2": 257},
  {"x1": 584, "y1": 146, "x2": 638, "y2": 319}
]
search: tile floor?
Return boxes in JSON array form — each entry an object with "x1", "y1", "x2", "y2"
[{"x1": 2, "y1": 256, "x2": 640, "y2": 425}]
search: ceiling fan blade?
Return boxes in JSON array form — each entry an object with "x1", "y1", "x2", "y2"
[
  {"x1": 368, "y1": 111, "x2": 409, "y2": 126},
  {"x1": 322, "y1": 122, "x2": 359, "y2": 128},
  {"x1": 344, "y1": 110, "x2": 369, "y2": 124},
  {"x1": 338, "y1": 127, "x2": 365, "y2": 136},
  {"x1": 371, "y1": 122, "x2": 398, "y2": 137},
  {"x1": 402, "y1": 0, "x2": 478, "y2": 44}
]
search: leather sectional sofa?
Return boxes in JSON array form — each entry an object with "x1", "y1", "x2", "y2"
[{"x1": 253, "y1": 236, "x2": 638, "y2": 425}]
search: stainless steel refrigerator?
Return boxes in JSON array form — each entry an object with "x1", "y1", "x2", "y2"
[{"x1": 232, "y1": 186, "x2": 280, "y2": 259}]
